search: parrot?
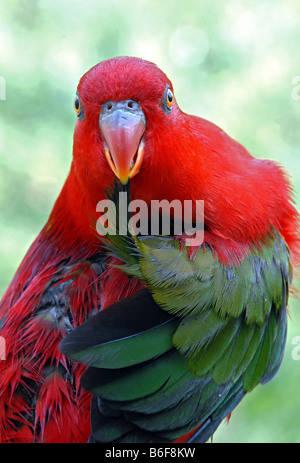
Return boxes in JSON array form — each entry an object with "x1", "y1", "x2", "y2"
[{"x1": 0, "y1": 56, "x2": 299, "y2": 443}]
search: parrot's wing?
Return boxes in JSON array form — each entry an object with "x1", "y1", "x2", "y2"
[
  {"x1": 59, "y1": 288, "x2": 242, "y2": 443},
  {"x1": 60, "y1": 232, "x2": 291, "y2": 443}
]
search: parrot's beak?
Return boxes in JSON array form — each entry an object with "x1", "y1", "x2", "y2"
[{"x1": 99, "y1": 100, "x2": 146, "y2": 185}]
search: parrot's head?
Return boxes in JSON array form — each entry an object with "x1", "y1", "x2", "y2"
[{"x1": 72, "y1": 56, "x2": 191, "y2": 203}]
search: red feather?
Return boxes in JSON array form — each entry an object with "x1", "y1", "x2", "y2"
[{"x1": 35, "y1": 371, "x2": 90, "y2": 443}]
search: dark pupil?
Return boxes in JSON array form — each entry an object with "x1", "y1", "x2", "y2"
[
  {"x1": 167, "y1": 91, "x2": 173, "y2": 103},
  {"x1": 75, "y1": 98, "x2": 80, "y2": 110}
]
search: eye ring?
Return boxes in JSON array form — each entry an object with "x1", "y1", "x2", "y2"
[
  {"x1": 166, "y1": 88, "x2": 174, "y2": 108},
  {"x1": 74, "y1": 95, "x2": 81, "y2": 114}
]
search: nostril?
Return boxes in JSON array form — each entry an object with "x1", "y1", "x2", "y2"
[{"x1": 127, "y1": 100, "x2": 134, "y2": 109}]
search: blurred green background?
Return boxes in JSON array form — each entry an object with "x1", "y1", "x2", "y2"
[{"x1": 0, "y1": 0, "x2": 300, "y2": 443}]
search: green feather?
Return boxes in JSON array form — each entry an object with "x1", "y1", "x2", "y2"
[
  {"x1": 82, "y1": 350, "x2": 189, "y2": 402},
  {"x1": 173, "y1": 308, "x2": 228, "y2": 356},
  {"x1": 68, "y1": 317, "x2": 177, "y2": 369},
  {"x1": 90, "y1": 397, "x2": 134, "y2": 442},
  {"x1": 242, "y1": 310, "x2": 280, "y2": 391},
  {"x1": 187, "y1": 316, "x2": 241, "y2": 377}
]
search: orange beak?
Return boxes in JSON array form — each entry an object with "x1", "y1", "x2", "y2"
[{"x1": 99, "y1": 100, "x2": 146, "y2": 185}]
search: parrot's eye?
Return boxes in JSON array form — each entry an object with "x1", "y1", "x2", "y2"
[
  {"x1": 162, "y1": 86, "x2": 174, "y2": 114},
  {"x1": 74, "y1": 95, "x2": 81, "y2": 114},
  {"x1": 74, "y1": 93, "x2": 85, "y2": 121},
  {"x1": 166, "y1": 88, "x2": 174, "y2": 108}
]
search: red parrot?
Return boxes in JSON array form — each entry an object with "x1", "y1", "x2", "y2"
[{"x1": 0, "y1": 56, "x2": 299, "y2": 443}]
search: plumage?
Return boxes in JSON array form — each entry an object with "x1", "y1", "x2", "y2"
[{"x1": 0, "y1": 56, "x2": 299, "y2": 443}]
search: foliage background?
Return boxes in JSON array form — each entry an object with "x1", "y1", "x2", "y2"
[{"x1": 0, "y1": 0, "x2": 299, "y2": 443}]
